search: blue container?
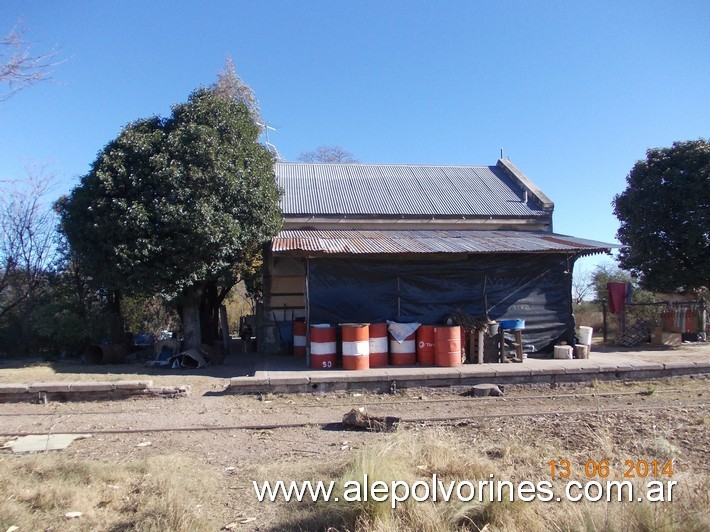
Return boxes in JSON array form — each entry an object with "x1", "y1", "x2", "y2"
[{"x1": 499, "y1": 319, "x2": 525, "y2": 330}]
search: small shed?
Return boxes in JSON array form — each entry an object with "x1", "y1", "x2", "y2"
[{"x1": 260, "y1": 159, "x2": 612, "y2": 354}]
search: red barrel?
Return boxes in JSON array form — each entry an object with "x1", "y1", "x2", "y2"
[
  {"x1": 434, "y1": 326, "x2": 462, "y2": 367},
  {"x1": 310, "y1": 326, "x2": 336, "y2": 369},
  {"x1": 368, "y1": 323, "x2": 389, "y2": 367},
  {"x1": 389, "y1": 331, "x2": 416, "y2": 366},
  {"x1": 416, "y1": 325, "x2": 435, "y2": 366},
  {"x1": 342, "y1": 323, "x2": 369, "y2": 370},
  {"x1": 293, "y1": 319, "x2": 307, "y2": 357}
]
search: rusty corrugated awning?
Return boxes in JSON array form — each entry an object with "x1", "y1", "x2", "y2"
[{"x1": 272, "y1": 230, "x2": 615, "y2": 256}]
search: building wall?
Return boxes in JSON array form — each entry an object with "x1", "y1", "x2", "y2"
[
  {"x1": 259, "y1": 251, "x2": 306, "y2": 353},
  {"x1": 259, "y1": 249, "x2": 577, "y2": 354}
]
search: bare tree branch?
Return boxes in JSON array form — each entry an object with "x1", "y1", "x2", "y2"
[
  {"x1": 572, "y1": 266, "x2": 593, "y2": 305},
  {"x1": 298, "y1": 145, "x2": 359, "y2": 163},
  {"x1": 211, "y1": 56, "x2": 262, "y2": 125},
  {"x1": 0, "y1": 166, "x2": 58, "y2": 320},
  {"x1": 1, "y1": 22, "x2": 61, "y2": 100}
]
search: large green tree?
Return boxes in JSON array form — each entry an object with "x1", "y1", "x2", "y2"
[
  {"x1": 613, "y1": 139, "x2": 710, "y2": 293},
  {"x1": 58, "y1": 88, "x2": 282, "y2": 349}
]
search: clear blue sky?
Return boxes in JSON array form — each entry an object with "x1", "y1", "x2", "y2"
[{"x1": 2, "y1": 1, "x2": 709, "y2": 277}]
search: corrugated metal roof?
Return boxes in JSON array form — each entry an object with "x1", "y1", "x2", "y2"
[
  {"x1": 272, "y1": 230, "x2": 614, "y2": 255},
  {"x1": 275, "y1": 163, "x2": 548, "y2": 217}
]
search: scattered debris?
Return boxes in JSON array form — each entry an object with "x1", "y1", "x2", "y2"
[
  {"x1": 223, "y1": 517, "x2": 256, "y2": 529},
  {"x1": 464, "y1": 384, "x2": 505, "y2": 397},
  {"x1": 65, "y1": 511, "x2": 83, "y2": 519},
  {"x1": 6, "y1": 525, "x2": 20, "y2": 532},
  {"x1": 342, "y1": 407, "x2": 400, "y2": 432},
  {"x1": 145, "y1": 385, "x2": 191, "y2": 398},
  {"x1": 136, "y1": 441, "x2": 152, "y2": 448},
  {"x1": 224, "y1": 466, "x2": 235, "y2": 473},
  {"x1": 2, "y1": 434, "x2": 91, "y2": 453},
  {"x1": 146, "y1": 345, "x2": 212, "y2": 369}
]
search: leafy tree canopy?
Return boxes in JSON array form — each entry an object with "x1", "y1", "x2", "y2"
[
  {"x1": 58, "y1": 88, "x2": 282, "y2": 347},
  {"x1": 613, "y1": 139, "x2": 709, "y2": 293}
]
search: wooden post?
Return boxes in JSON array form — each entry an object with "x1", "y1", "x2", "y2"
[
  {"x1": 305, "y1": 257, "x2": 310, "y2": 368},
  {"x1": 498, "y1": 328, "x2": 506, "y2": 363},
  {"x1": 477, "y1": 330, "x2": 484, "y2": 364},
  {"x1": 514, "y1": 330, "x2": 523, "y2": 362},
  {"x1": 602, "y1": 298, "x2": 608, "y2": 344}
]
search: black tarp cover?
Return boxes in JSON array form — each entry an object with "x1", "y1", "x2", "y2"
[{"x1": 308, "y1": 254, "x2": 575, "y2": 352}]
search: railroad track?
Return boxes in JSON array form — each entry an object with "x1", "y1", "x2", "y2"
[
  {"x1": 0, "y1": 400, "x2": 706, "y2": 438},
  {"x1": 0, "y1": 387, "x2": 701, "y2": 417}
]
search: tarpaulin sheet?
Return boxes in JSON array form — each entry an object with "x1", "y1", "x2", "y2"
[{"x1": 308, "y1": 255, "x2": 575, "y2": 352}]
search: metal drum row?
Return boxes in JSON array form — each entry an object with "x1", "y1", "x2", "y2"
[{"x1": 294, "y1": 321, "x2": 463, "y2": 370}]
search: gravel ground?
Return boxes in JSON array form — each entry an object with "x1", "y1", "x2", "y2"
[{"x1": 1, "y1": 345, "x2": 708, "y2": 530}]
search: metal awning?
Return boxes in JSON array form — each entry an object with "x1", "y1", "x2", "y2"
[{"x1": 272, "y1": 229, "x2": 615, "y2": 256}]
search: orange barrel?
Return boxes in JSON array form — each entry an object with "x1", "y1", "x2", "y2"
[
  {"x1": 310, "y1": 325, "x2": 337, "y2": 369},
  {"x1": 293, "y1": 319, "x2": 307, "y2": 357},
  {"x1": 389, "y1": 331, "x2": 416, "y2": 366},
  {"x1": 341, "y1": 323, "x2": 370, "y2": 370},
  {"x1": 368, "y1": 323, "x2": 389, "y2": 367},
  {"x1": 416, "y1": 325, "x2": 435, "y2": 366},
  {"x1": 434, "y1": 326, "x2": 462, "y2": 367}
]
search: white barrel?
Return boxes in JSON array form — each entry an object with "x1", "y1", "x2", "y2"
[
  {"x1": 389, "y1": 331, "x2": 416, "y2": 365},
  {"x1": 310, "y1": 326, "x2": 337, "y2": 369},
  {"x1": 368, "y1": 323, "x2": 389, "y2": 367},
  {"x1": 342, "y1": 323, "x2": 369, "y2": 370},
  {"x1": 578, "y1": 326, "x2": 593, "y2": 346},
  {"x1": 369, "y1": 336, "x2": 388, "y2": 354},
  {"x1": 554, "y1": 345, "x2": 573, "y2": 359},
  {"x1": 292, "y1": 320, "x2": 307, "y2": 357}
]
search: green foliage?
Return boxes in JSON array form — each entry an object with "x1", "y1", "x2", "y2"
[
  {"x1": 0, "y1": 261, "x2": 116, "y2": 358},
  {"x1": 58, "y1": 88, "x2": 282, "y2": 303},
  {"x1": 591, "y1": 264, "x2": 634, "y2": 301},
  {"x1": 613, "y1": 139, "x2": 710, "y2": 293},
  {"x1": 121, "y1": 294, "x2": 179, "y2": 338},
  {"x1": 590, "y1": 263, "x2": 655, "y2": 303}
]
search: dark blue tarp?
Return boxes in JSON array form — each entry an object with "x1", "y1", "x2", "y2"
[{"x1": 308, "y1": 254, "x2": 575, "y2": 352}]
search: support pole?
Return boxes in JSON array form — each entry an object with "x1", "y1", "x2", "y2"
[{"x1": 305, "y1": 257, "x2": 310, "y2": 368}]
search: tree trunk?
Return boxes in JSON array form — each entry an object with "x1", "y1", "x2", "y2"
[
  {"x1": 199, "y1": 280, "x2": 237, "y2": 346},
  {"x1": 200, "y1": 282, "x2": 220, "y2": 346},
  {"x1": 109, "y1": 289, "x2": 124, "y2": 343},
  {"x1": 182, "y1": 284, "x2": 203, "y2": 350}
]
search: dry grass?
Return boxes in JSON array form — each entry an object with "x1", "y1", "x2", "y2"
[
  {"x1": 0, "y1": 454, "x2": 216, "y2": 531},
  {"x1": 254, "y1": 428, "x2": 709, "y2": 532},
  {"x1": 1, "y1": 398, "x2": 707, "y2": 531}
]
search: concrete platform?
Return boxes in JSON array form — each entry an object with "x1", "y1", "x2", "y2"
[
  {"x1": 0, "y1": 380, "x2": 192, "y2": 403},
  {"x1": 228, "y1": 345, "x2": 710, "y2": 394}
]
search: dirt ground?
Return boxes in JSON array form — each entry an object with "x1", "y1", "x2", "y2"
[
  {"x1": 1, "y1": 366, "x2": 708, "y2": 530},
  {"x1": 1, "y1": 343, "x2": 708, "y2": 529}
]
